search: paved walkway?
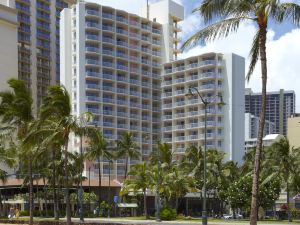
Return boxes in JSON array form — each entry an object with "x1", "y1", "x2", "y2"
[{"x1": 72, "y1": 218, "x2": 299, "y2": 225}]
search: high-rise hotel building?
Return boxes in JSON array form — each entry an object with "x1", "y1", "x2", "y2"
[
  {"x1": 15, "y1": 0, "x2": 75, "y2": 110},
  {"x1": 162, "y1": 53, "x2": 245, "y2": 162},
  {"x1": 60, "y1": 0, "x2": 184, "y2": 178}
]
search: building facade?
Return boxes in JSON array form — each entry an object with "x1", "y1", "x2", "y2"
[
  {"x1": 245, "y1": 88, "x2": 295, "y2": 136},
  {"x1": 245, "y1": 112, "x2": 275, "y2": 139},
  {"x1": 0, "y1": 0, "x2": 18, "y2": 88},
  {"x1": 161, "y1": 53, "x2": 245, "y2": 163},
  {"x1": 287, "y1": 114, "x2": 300, "y2": 148},
  {"x1": 60, "y1": 1, "x2": 184, "y2": 179},
  {"x1": 15, "y1": 0, "x2": 75, "y2": 110}
]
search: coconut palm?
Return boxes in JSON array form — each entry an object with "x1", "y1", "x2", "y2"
[
  {"x1": 86, "y1": 130, "x2": 112, "y2": 207},
  {"x1": 182, "y1": 1, "x2": 300, "y2": 223},
  {"x1": 116, "y1": 132, "x2": 140, "y2": 181},
  {"x1": 265, "y1": 138, "x2": 300, "y2": 221},
  {"x1": 121, "y1": 162, "x2": 153, "y2": 218},
  {"x1": 0, "y1": 79, "x2": 35, "y2": 225},
  {"x1": 39, "y1": 85, "x2": 91, "y2": 225}
]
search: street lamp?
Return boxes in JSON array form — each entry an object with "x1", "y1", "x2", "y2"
[
  {"x1": 185, "y1": 87, "x2": 225, "y2": 225},
  {"x1": 79, "y1": 132, "x2": 84, "y2": 222},
  {"x1": 156, "y1": 143, "x2": 161, "y2": 222}
]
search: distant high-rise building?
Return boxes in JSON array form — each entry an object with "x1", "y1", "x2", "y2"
[
  {"x1": 161, "y1": 53, "x2": 245, "y2": 163},
  {"x1": 245, "y1": 113, "x2": 275, "y2": 139},
  {"x1": 245, "y1": 88, "x2": 295, "y2": 136},
  {"x1": 15, "y1": 0, "x2": 75, "y2": 111}
]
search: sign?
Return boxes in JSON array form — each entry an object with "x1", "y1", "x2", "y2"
[{"x1": 113, "y1": 195, "x2": 119, "y2": 203}]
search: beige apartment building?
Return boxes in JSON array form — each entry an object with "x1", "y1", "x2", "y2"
[
  {"x1": 0, "y1": 0, "x2": 18, "y2": 89},
  {"x1": 287, "y1": 114, "x2": 300, "y2": 148}
]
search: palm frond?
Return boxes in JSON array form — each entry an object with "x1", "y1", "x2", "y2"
[
  {"x1": 246, "y1": 29, "x2": 260, "y2": 82},
  {"x1": 273, "y1": 2, "x2": 300, "y2": 26},
  {"x1": 193, "y1": 0, "x2": 228, "y2": 23},
  {"x1": 181, "y1": 17, "x2": 246, "y2": 50}
]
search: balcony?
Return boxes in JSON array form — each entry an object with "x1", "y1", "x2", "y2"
[
  {"x1": 117, "y1": 76, "x2": 127, "y2": 82},
  {"x1": 86, "y1": 59, "x2": 100, "y2": 65},
  {"x1": 103, "y1": 110, "x2": 115, "y2": 116},
  {"x1": 103, "y1": 98, "x2": 115, "y2": 104},
  {"x1": 102, "y1": 73, "x2": 115, "y2": 80},
  {"x1": 86, "y1": 10, "x2": 98, "y2": 16},
  {"x1": 130, "y1": 32, "x2": 140, "y2": 39},
  {"x1": 117, "y1": 111, "x2": 127, "y2": 117},
  {"x1": 117, "y1": 88, "x2": 127, "y2": 94},
  {"x1": 86, "y1": 84, "x2": 100, "y2": 89},
  {"x1": 152, "y1": 28, "x2": 161, "y2": 34},
  {"x1": 86, "y1": 96, "x2": 101, "y2": 102},
  {"x1": 200, "y1": 84, "x2": 216, "y2": 90},
  {"x1": 174, "y1": 90, "x2": 185, "y2": 95},
  {"x1": 130, "y1": 79, "x2": 140, "y2": 85},
  {"x1": 102, "y1": 37, "x2": 114, "y2": 44},
  {"x1": 142, "y1": 104, "x2": 150, "y2": 110},
  {"x1": 187, "y1": 123, "x2": 199, "y2": 129},
  {"x1": 103, "y1": 86, "x2": 115, "y2": 92},
  {"x1": 102, "y1": 61, "x2": 114, "y2": 68},
  {"x1": 164, "y1": 138, "x2": 172, "y2": 142},
  {"x1": 116, "y1": 64, "x2": 128, "y2": 71},
  {"x1": 163, "y1": 103, "x2": 172, "y2": 109},
  {"x1": 175, "y1": 136, "x2": 185, "y2": 141},
  {"x1": 86, "y1": 22, "x2": 99, "y2": 29},
  {"x1": 117, "y1": 41, "x2": 128, "y2": 47},
  {"x1": 102, "y1": 49, "x2": 114, "y2": 56},
  {"x1": 116, "y1": 52, "x2": 128, "y2": 59},
  {"x1": 175, "y1": 124, "x2": 185, "y2": 130},
  {"x1": 116, "y1": 16, "x2": 128, "y2": 24},
  {"x1": 174, "y1": 113, "x2": 185, "y2": 118},
  {"x1": 174, "y1": 78, "x2": 185, "y2": 83},
  {"x1": 117, "y1": 100, "x2": 127, "y2": 105},
  {"x1": 102, "y1": 25, "x2": 114, "y2": 32},
  {"x1": 163, "y1": 126, "x2": 172, "y2": 132},
  {"x1": 116, "y1": 28, "x2": 128, "y2": 35},
  {"x1": 130, "y1": 102, "x2": 140, "y2": 108},
  {"x1": 103, "y1": 122, "x2": 114, "y2": 128},
  {"x1": 129, "y1": 20, "x2": 140, "y2": 27},
  {"x1": 163, "y1": 115, "x2": 172, "y2": 120},
  {"x1": 130, "y1": 125, "x2": 139, "y2": 131},
  {"x1": 175, "y1": 101, "x2": 185, "y2": 107},
  {"x1": 86, "y1": 34, "x2": 99, "y2": 41},
  {"x1": 141, "y1": 70, "x2": 151, "y2": 76},
  {"x1": 87, "y1": 108, "x2": 100, "y2": 114},
  {"x1": 117, "y1": 124, "x2": 128, "y2": 129},
  {"x1": 102, "y1": 13, "x2": 114, "y2": 20},
  {"x1": 130, "y1": 91, "x2": 140, "y2": 97},
  {"x1": 86, "y1": 47, "x2": 99, "y2": 53},
  {"x1": 188, "y1": 135, "x2": 198, "y2": 140},
  {"x1": 199, "y1": 60, "x2": 216, "y2": 66},
  {"x1": 162, "y1": 80, "x2": 172, "y2": 86}
]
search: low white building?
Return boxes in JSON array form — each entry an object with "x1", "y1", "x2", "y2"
[{"x1": 245, "y1": 134, "x2": 284, "y2": 152}]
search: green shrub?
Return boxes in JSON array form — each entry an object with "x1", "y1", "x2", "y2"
[
  {"x1": 160, "y1": 207, "x2": 177, "y2": 221},
  {"x1": 291, "y1": 208, "x2": 300, "y2": 219}
]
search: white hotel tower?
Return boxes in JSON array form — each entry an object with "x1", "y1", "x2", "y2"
[
  {"x1": 162, "y1": 53, "x2": 245, "y2": 162},
  {"x1": 60, "y1": 0, "x2": 184, "y2": 179}
]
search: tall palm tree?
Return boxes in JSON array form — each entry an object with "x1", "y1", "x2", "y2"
[
  {"x1": 39, "y1": 85, "x2": 91, "y2": 225},
  {"x1": 86, "y1": 130, "x2": 112, "y2": 208},
  {"x1": 121, "y1": 162, "x2": 153, "y2": 218},
  {"x1": 0, "y1": 79, "x2": 34, "y2": 225},
  {"x1": 266, "y1": 138, "x2": 300, "y2": 222},
  {"x1": 116, "y1": 132, "x2": 140, "y2": 181},
  {"x1": 182, "y1": 1, "x2": 300, "y2": 224}
]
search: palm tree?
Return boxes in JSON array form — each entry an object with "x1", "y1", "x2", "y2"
[
  {"x1": 116, "y1": 132, "x2": 140, "y2": 181},
  {"x1": 121, "y1": 162, "x2": 152, "y2": 218},
  {"x1": 39, "y1": 85, "x2": 91, "y2": 225},
  {"x1": 150, "y1": 142, "x2": 173, "y2": 170},
  {"x1": 266, "y1": 138, "x2": 300, "y2": 222},
  {"x1": 86, "y1": 130, "x2": 112, "y2": 208},
  {"x1": 0, "y1": 79, "x2": 35, "y2": 225},
  {"x1": 181, "y1": 1, "x2": 300, "y2": 223}
]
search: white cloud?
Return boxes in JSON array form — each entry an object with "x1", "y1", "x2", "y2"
[{"x1": 181, "y1": 23, "x2": 300, "y2": 110}]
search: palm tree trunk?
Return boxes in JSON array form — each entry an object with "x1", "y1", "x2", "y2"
[
  {"x1": 287, "y1": 182, "x2": 292, "y2": 222},
  {"x1": 175, "y1": 195, "x2": 179, "y2": 213},
  {"x1": 43, "y1": 177, "x2": 48, "y2": 217},
  {"x1": 98, "y1": 156, "x2": 101, "y2": 208},
  {"x1": 29, "y1": 156, "x2": 34, "y2": 225},
  {"x1": 52, "y1": 149, "x2": 59, "y2": 220},
  {"x1": 124, "y1": 157, "x2": 128, "y2": 181},
  {"x1": 143, "y1": 189, "x2": 148, "y2": 218},
  {"x1": 250, "y1": 23, "x2": 268, "y2": 225},
  {"x1": 64, "y1": 139, "x2": 71, "y2": 225}
]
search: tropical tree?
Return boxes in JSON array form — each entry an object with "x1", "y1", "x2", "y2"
[
  {"x1": 39, "y1": 85, "x2": 91, "y2": 225},
  {"x1": 116, "y1": 132, "x2": 140, "y2": 181},
  {"x1": 0, "y1": 79, "x2": 35, "y2": 225},
  {"x1": 181, "y1": 1, "x2": 300, "y2": 223},
  {"x1": 120, "y1": 162, "x2": 153, "y2": 218},
  {"x1": 86, "y1": 130, "x2": 112, "y2": 207},
  {"x1": 265, "y1": 138, "x2": 300, "y2": 221}
]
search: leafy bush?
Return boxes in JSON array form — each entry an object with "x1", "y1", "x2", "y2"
[
  {"x1": 160, "y1": 207, "x2": 177, "y2": 221},
  {"x1": 291, "y1": 208, "x2": 300, "y2": 219}
]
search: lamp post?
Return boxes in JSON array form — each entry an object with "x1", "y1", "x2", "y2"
[
  {"x1": 79, "y1": 133, "x2": 84, "y2": 222},
  {"x1": 88, "y1": 166, "x2": 91, "y2": 212},
  {"x1": 156, "y1": 144, "x2": 161, "y2": 222},
  {"x1": 186, "y1": 87, "x2": 225, "y2": 225},
  {"x1": 108, "y1": 159, "x2": 112, "y2": 218}
]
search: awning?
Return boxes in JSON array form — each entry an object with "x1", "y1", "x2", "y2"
[{"x1": 117, "y1": 203, "x2": 138, "y2": 208}]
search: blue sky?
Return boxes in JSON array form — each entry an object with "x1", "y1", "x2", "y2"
[{"x1": 94, "y1": 0, "x2": 300, "y2": 110}]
